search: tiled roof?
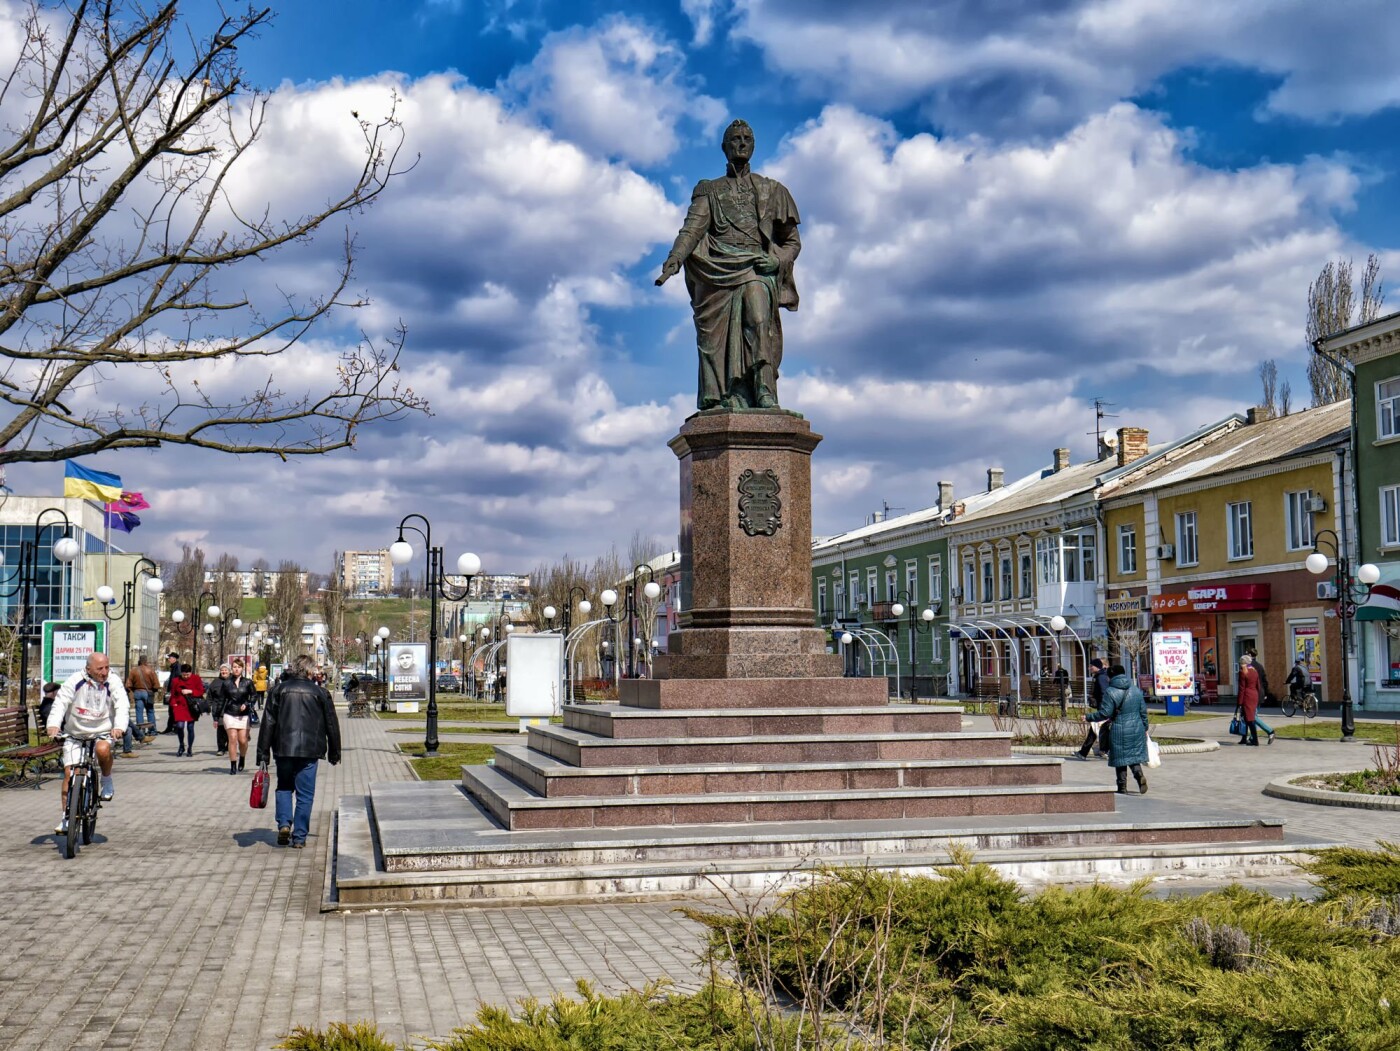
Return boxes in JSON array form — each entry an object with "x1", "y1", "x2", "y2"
[{"x1": 812, "y1": 477, "x2": 1028, "y2": 552}]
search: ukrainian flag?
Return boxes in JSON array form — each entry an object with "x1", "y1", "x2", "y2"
[{"x1": 64, "y1": 462, "x2": 123, "y2": 502}]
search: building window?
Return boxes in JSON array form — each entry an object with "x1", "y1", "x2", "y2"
[
  {"x1": 963, "y1": 563, "x2": 976, "y2": 605},
  {"x1": 1383, "y1": 485, "x2": 1400, "y2": 547},
  {"x1": 1228, "y1": 501, "x2": 1253, "y2": 560},
  {"x1": 981, "y1": 561, "x2": 994, "y2": 604},
  {"x1": 1117, "y1": 525, "x2": 1137, "y2": 576},
  {"x1": 816, "y1": 577, "x2": 827, "y2": 616},
  {"x1": 1080, "y1": 534, "x2": 1096, "y2": 582},
  {"x1": 928, "y1": 556, "x2": 942, "y2": 607},
  {"x1": 1176, "y1": 511, "x2": 1198, "y2": 566},
  {"x1": 998, "y1": 555, "x2": 1012, "y2": 601},
  {"x1": 1036, "y1": 536, "x2": 1060, "y2": 586},
  {"x1": 866, "y1": 568, "x2": 878, "y2": 606},
  {"x1": 834, "y1": 580, "x2": 845, "y2": 615},
  {"x1": 849, "y1": 572, "x2": 860, "y2": 611},
  {"x1": 904, "y1": 560, "x2": 918, "y2": 604},
  {"x1": 1385, "y1": 631, "x2": 1400, "y2": 687},
  {"x1": 1284, "y1": 490, "x2": 1315, "y2": 551},
  {"x1": 1019, "y1": 552, "x2": 1033, "y2": 598},
  {"x1": 884, "y1": 567, "x2": 896, "y2": 602},
  {"x1": 1062, "y1": 534, "x2": 1082, "y2": 583},
  {"x1": 1379, "y1": 377, "x2": 1400, "y2": 440}
]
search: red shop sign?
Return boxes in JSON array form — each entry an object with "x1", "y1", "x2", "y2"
[{"x1": 1150, "y1": 583, "x2": 1271, "y2": 614}]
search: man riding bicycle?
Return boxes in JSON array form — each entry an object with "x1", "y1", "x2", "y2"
[
  {"x1": 45, "y1": 652, "x2": 129, "y2": 835},
  {"x1": 1285, "y1": 659, "x2": 1309, "y2": 698}
]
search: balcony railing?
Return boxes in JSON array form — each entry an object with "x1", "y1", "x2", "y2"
[{"x1": 869, "y1": 601, "x2": 901, "y2": 621}]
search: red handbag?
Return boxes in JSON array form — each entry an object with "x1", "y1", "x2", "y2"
[{"x1": 249, "y1": 764, "x2": 270, "y2": 809}]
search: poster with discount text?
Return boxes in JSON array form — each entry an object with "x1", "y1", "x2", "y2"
[
  {"x1": 42, "y1": 620, "x2": 107, "y2": 683},
  {"x1": 1151, "y1": 631, "x2": 1195, "y2": 696},
  {"x1": 1293, "y1": 625, "x2": 1323, "y2": 685}
]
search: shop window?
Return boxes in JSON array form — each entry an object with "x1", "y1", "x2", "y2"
[
  {"x1": 999, "y1": 555, "x2": 1012, "y2": 601},
  {"x1": 1384, "y1": 631, "x2": 1400, "y2": 688},
  {"x1": 1285, "y1": 490, "x2": 1315, "y2": 551},
  {"x1": 1379, "y1": 376, "x2": 1400, "y2": 440},
  {"x1": 1227, "y1": 502, "x2": 1253, "y2": 560},
  {"x1": 1383, "y1": 485, "x2": 1400, "y2": 548},
  {"x1": 1019, "y1": 552, "x2": 1033, "y2": 598},
  {"x1": 1176, "y1": 511, "x2": 1198, "y2": 566},
  {"x1": 1118, "y1": 525, "x2": 1137, "y2": 575}
]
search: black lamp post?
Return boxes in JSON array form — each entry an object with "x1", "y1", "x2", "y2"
[
  {"x1": 388, "y1": 514, "x2": 479, "y2": 757},
  {"x1": 491, "y1": 612, "x2": 514, "y2": 703},
  {"x1": 622, "y1": 565, "x2": 662, "y2": 680},
  {"x1": 170, "y1": 590, "x2": 216, "y2": 669},
  {"x1": 889, "y1": 588, "x2": 936, "y2": 701},
  {"x1": 0, "y1": 508, "x2": 81, "y2": 728},
  {"x1": 1306, "y1": 528, "x2": 1380, "y2": 742},
  {"x1": 95, "y1": 557, "x2": 163, "y2": 679}
]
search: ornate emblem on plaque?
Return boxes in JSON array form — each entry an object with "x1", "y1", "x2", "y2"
[{"x1": 738, "y1": 469, "x2": 782, "y2": 536}]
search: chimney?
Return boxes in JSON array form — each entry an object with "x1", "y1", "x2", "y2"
[
  {"x1": 1116, "y1": 427, "x2": 1149, "y2": 468},
  {"x1": 937, "y1": 480, "x2": 954, "y2": 510},
  {"x1": 987, "y1": 467, "x2": 1004, "y2": 491},
  {"x1": 1246, "y1": 406, "x2": 1272, "y2": 425},
  {"x1": 1053, "y1": 447, "x2": 1071, "y2": 472}
]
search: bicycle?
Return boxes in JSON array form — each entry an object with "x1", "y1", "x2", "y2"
[
  {"x1": 56, "y1": 735, "x2": 102, "y2": 859},
  {"x1": 1281, "y1": 687, "x2": 1318, "y2": 719}
]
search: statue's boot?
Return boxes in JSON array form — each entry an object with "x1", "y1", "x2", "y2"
[{"x1": 754, "y1": 365, "x2": 778, "y2": 409}]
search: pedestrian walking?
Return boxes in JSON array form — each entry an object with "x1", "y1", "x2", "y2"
[
  {"x1": 1237, "y1": 653, "x2": 1261, "y2": 746},
  {"x1": 160, "y1": 651, "x2": 180, "y2": 734},
  {"x1": 256, "y1": 654, "x2": 341, "y2": 849},
  {"x1": 1087, "y1": 663, "x2": 1150, "y2": 794},
  {"x1": 1244, "y1": 649, "x2": 1276, "y2": 743},
  {"x1": 253, "y1": 662, "x2": 268, "y2": 715},
  {"x1": 1074, "y1": 658, "x2": 1112, "y2": 760},
  {"x1": 222, "y1": 659, "x2": 255, "y2": 775},
  {"x1": 124, "y1": 655, "x2": 160, "y2": 742},
  {"x1": 209, "y1": 663, "x2": 231, "y2": 756},
  {"x1": 168, "y1": 664, "x2": 204, "y2": 756}
]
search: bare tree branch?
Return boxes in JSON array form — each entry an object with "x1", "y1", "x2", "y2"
[{"x1": 0, "y1": 1, "x2": 426, "y2": 464}]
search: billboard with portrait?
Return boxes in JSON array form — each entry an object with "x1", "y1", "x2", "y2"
[{"x1": 388, "y1": 643, "x2": 429, "y2": 702}]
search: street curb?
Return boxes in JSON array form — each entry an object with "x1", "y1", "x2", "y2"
[
  {"x1": 1264, "y1": 772, "x2": 1400, "y2": 811},
  {"x1": 1013, "y1": 739, "x2": 1219, "y2": 756}
]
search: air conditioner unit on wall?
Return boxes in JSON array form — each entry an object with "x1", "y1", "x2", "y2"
[
  {"x1": 949, "y1": 586, "x2": 962, "y2": 600},
  {"x1": 1305, "y1": 496, "x2": 1327, "y2": 514},
  {"x1": 1317, "y1": 581, "x2": 1338, "y2": 600},
  {"x1": 1155, "y1": 544, "x2": 1174, "y2": 559}
]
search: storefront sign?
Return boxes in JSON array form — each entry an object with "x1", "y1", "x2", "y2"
[
  {"x1": 1151, "y1": 631, "x2": 1195, "y2": 696},
  {"x1": 1150, "y1": 583, "x2": 1271, "y2": 614},
  {"x1": 1105, "y1": 594, "x2": 1148, "y2": 619}
]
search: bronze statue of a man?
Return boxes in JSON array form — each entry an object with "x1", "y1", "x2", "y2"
[{"x1": 656, "y1": 120, "x2": 801, "y2": 411}]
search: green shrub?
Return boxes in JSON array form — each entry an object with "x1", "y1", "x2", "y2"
[
  {"x1": 1300, "y1": 841, "x2": 1400, "y2": 899},
  {"x1": 274, "y1": 1021, "x2": 397, "y2": 1051}
]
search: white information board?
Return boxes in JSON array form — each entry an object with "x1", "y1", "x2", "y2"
[{"x1": 505, "y1": 634, "x2": 564, "y2": 718}]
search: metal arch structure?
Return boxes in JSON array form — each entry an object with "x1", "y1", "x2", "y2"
[
  {"x1": 976, "y1": 620, "x2": 1021, "y2": 709},
  {"x1": 961, "y1": 621, "x2": 1003, "y2": 698},
  {"x1": 467, "y1": 642, "x2": 495, "y2": 698},
  {"x1": 843, "y1": 626, "x2": 900, "y2": 699},
  {"x1": 1034, "y1": 615, "x2": 1090, "y2": 706},
  {"x1": 564, "y1": 618, "x2": 615, "y2": 703},
  {"x1": 950, "y1": 621, "x2": 997, "y2": 698}
]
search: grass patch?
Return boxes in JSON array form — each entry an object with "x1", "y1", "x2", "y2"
[
  {"x1": 1295, "y1": 771, "x2": 1400, "y2": 797},
  {"x1": 1271, "y1": 720, "x2": 1400, "y2": 743},
  {"x1": 1148, "y1": 711, "x2": 1218, "y2": 725},
  {"x1": 387, "y1": 725, "x2": 524, "y2": 736},
  {"x1": 395, "y1": 742, "x2": 498, "y2": 780},
  {"x1": 375, "y1": 703, "x2": 516, "y2": 723}
]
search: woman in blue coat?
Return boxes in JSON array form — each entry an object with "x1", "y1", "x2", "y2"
[{"x1": 1086, "y1": 664, "x2": 1150, "y2": 794}]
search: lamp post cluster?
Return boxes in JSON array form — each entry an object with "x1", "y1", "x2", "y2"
[
  {"x1": 0, "y1": 508, "x2": 81, "y2": 725},
  {"x1": 1306, "y1": 528, "x2": 1380, "y2": 742},
  {"x1": 889, "y1": 589, "x2": 936, "y2": 700},
  {"x1": 94, "y1": 557, "x2": 164, "y2": 680},
  {"x1": 387, "y1": 514, "x2": 479, "y2": 757}
]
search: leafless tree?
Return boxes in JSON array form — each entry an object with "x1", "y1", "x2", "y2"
[
  {"x1": 1279, "y1": 379, "x2": 1292, "y2": 416},
  {"x1": 267, "y1": 559, "x2": 304, "y2": 657},
  {"x1": 208, "y1": 552, "x2": 241, "y2": 621},
  {"x1": 1258, "y1": 360, "x2": 1279, "y2": 419},
  {"x1": 249, "y1": 557, "x2": 269, "y2": 597},
  {"x1": 317, "y1": 552, "x2": 344, "y2": 667},
  {"x1": 1307, "y1": 254, "x2": 1386, "y2": 405},
  {"x1": 0, "y1": 1, "x2": 426, "y2": 466}
]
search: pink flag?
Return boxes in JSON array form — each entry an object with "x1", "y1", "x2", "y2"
[{"x1": 117, "y1": 490, "x2": 150, "y2": 511}]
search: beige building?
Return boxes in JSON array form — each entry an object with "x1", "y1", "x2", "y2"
[{"x1": 342, "y1": 550, "x2": 393, "y2": 596}]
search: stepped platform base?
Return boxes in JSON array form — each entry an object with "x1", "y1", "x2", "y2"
[{"x1": 328, "y1": 783, "x2": 1317, "y2": 909}]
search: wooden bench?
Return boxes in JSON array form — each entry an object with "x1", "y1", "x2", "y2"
[
  {"x1": 346, "y1": 688, "x2": 373, "y2": 719},
  {"x1": 0, "y1": 706, "x2": 62, "y2": 789},
  {"x1": 364, "y1": 681, "x2": 389, "y2": 712}
]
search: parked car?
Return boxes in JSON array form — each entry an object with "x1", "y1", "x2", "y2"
[{"x1": 436, "y1": 674, "x2": 462, "y2": 692}]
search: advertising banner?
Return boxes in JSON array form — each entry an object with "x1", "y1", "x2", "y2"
[
  {"x1": 1150, "y1": 584, "x2": 1271, "y2": 614},
  {"x1": 1292, "y1": 624, "x2": 1322, "y2": 685},
  {"x1": 1151, "y1": 630, "x2": 1195, "y2": 696},
  {"x1": 505, "y1": 634, "x2": 565, "y2": 718},
  {"x1": 42, "y1": 620, "x2": 107, "y2": 683},
  {"x1": 388, "y1": 642, "x2": 429, "y2": 702}
]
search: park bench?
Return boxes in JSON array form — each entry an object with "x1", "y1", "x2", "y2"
[
  {"x1": 346, "y1": 688, "x2": 373, "y2": 719},
  {"x1": 364, "y1": 681, "x2": 389, "y2": 712},
  {"x1": 0, "y1": 706, "x2": 61, "y2": 789}
]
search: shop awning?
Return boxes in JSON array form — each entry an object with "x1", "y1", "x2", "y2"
[{"x1": 1356, "y1": 582, "x2": 1400, "y2": 622}]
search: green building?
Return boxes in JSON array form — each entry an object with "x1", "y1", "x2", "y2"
[{"x1": 1320, "y1": 312, "x2": 1400, "y2": 711}]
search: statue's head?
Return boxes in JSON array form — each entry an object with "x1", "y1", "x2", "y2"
[{"x1": 722, "y1": 119, "x2": 755, "y2": 164}]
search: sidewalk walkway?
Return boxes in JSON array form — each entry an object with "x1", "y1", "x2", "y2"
[{"x1": 2, "y1": 707, "x2": 1398, "y2": 1050}]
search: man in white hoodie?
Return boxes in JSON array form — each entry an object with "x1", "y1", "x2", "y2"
[{"x1": 46, "y1": 652, "x2": 129, "y2": 835}]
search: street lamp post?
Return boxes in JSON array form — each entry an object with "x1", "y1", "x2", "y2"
[
  {"x1": 889, "y1": 589, "x2": 936, "y2": 701},
  {"x1": 1306, "y1": 528, "x2": 1380, "y2": 741},
  {"x1": 375, "y1": 625, "x2": 390, "y2": 695},
  {"x1": 388, "y1": 517, "x2": 478, "y2": 757},
  {"x1": 95, "y1": 557, "x2": 163, "y2": 679},
  {"x1": 0, "y1": 508, "x2": 81, "y2": 726},
  {"x1": 599, "y1": 589, "x2": 619, "y2": 685},
  {"x1": 622, "y1": 566, "x2": 662, "y2": 680}
]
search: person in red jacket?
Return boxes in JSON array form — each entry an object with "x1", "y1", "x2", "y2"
[
  {"x1": 168, "y1": 664, "x2": 205, "y2": 757},
  {"x1": 1236, "y1": 653, "x2": 1261, "y2": 746}
]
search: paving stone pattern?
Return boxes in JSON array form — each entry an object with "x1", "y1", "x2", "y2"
[
  {"x1": 0, "y1": 711, "x2": 704, "y2": 1051},
  {"x1": 2, "y1": 706, "x2": 1398, "y2": 1050}
]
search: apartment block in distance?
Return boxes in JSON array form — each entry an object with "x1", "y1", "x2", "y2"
[{"x1": 342, "y1": 549, "x2": 394, "y2": 597}]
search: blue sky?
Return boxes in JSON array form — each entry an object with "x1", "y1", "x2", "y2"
[{"x1": 8, "y1": 0, "x2": 1399, "y2": 576}]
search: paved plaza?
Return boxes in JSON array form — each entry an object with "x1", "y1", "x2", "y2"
[{"x1": 2, "y1": 704, "x2": 1399, "y2": 1050}]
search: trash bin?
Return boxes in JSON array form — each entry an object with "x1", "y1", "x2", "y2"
[{"x1": 1164, "y1": 695, "x2": 1186, "y2": 716}]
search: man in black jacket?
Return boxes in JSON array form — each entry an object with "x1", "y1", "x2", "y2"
[
  {"x1": 1074, "y1": 658, "x2": 1112, "y2": 760},
  {"x1": 256, "y1": 654, "x2": 341, "y2": 848}
]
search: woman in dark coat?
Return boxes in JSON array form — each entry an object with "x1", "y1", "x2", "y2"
[
  {"x1": 1086, "y1": 664, "x2": 1150, "y2": 793},
  {"x1": 1237, "y1": 654, "x2": 1261, "y2": 746}
]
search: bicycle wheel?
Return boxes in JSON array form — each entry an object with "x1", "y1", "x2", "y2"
[
  {"x1": 1282, "y1": 694, "x2": 1297, "y2": 718},
  {"x1": 82, "y1": 770, "x2": 98, "y2": 845},
  {"x1": 64, "y1": 772, "x2": 83, "y2": 858},
  {"x1": 1303, "y1": 694, "x2": 1318, "y2": 719}
]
